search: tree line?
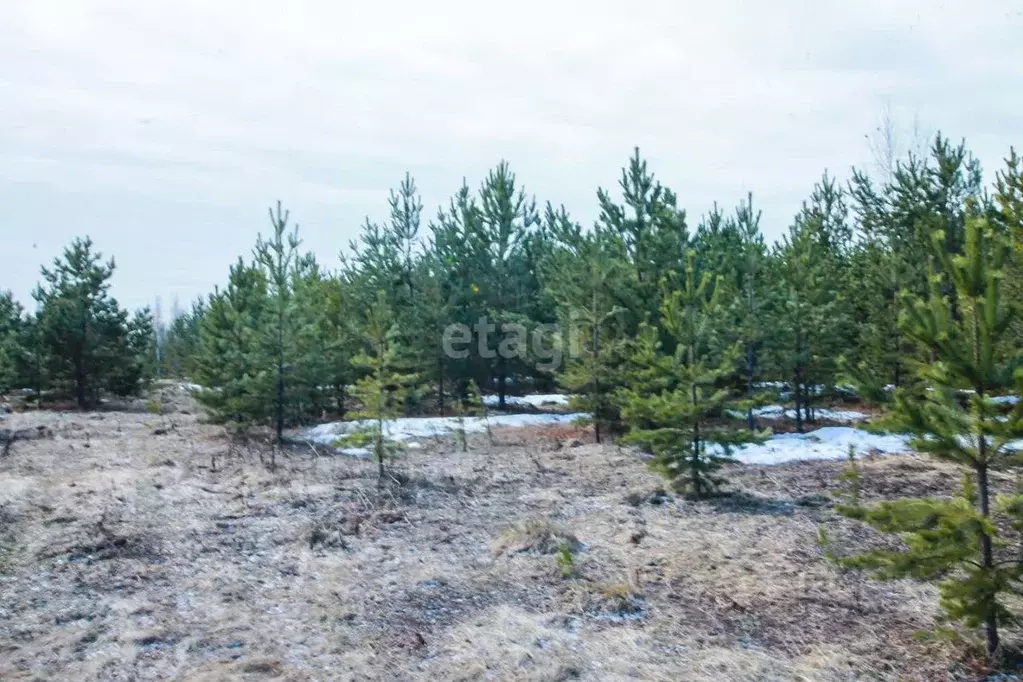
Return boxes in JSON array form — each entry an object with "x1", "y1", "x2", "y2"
[
  {"x1": 4, "y1": 133, "x2": 1023, "y2": 658},
  {"x1": 0, "y1": 238, "x2": 155, "y2": 408},
  {"x1": 4, "y1": 135, "x2": 1023, "y2": 458}
]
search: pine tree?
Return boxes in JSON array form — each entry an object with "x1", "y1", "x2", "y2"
[
  {"x1": 476, "y1": 161, "x2": 540, "y2": 408},
  {"x1": 194, "y1": 259, "x2": 271, "y2": 426},
  {"x1": 618, "y1": 253, "x2": 761, "y2": 498},
  {"x1": 14, "y1": 314, "x2": 48, "y2": 405},
  {"x1": 734, "y1": 194, "x2": 774, "y2": 430},
  {"x1": 255, "y1": 201, "x2": 302, "y2": 442},
  {"x1": 0, "y1": 292, "x2": 23, "y2": 394},
  {"x1": 409, "y1": 253, "x2": 456, "y2": 414},
  {"x1": 342, "y1": 172, "x2": 423, "y2": 315},
  {"x1": 994, "y1": 147, "x2": 1023, "y2": 350},
  {"x1": 287, "y1": 254, "x2": 335, "y2": 422},
  {"x1": 595, "y1": 148, "x2": 689, "y2": 332},
  {"x1": 33, "y1": 238, "x2": 148, "y2": 408},
  {"x1": 846, "y1": 239, "x2": 907, "y2": 391},
  {"x1": 105, "y1": 307, "x2": 156, "y2": 398},
  {"x1": 995, "y1": 148, "x2": 1023, "y2": 236},
  {"x1": 350, "y1": 291, "x2": 420, "y2": 482},
  {"x1": 691, "y1": 202, "x2": 742, "y2": 281},
  {"x1": 772, "y1": 175, "x2": 850, "y2": 431},
  {"x1": 388, "y1": 172, "x2": 423, "y2": 309},
  {"x1": 319, "y1": 275, "x2": 358, "y2": 419},
  {"x1": 836, "y1": 216, "x2": 1023, "y2": 658},
  {"x1": 424, "y1": 165, "x2": 548, "y2": 407},
  {"x1": 546, "y1": 226, "x2": 624, "y2": 443},
  {"x1": 696, "y1": 194, "x2": 772, "y2": 430},
  {"x1": 429, "y1": 182, "x2": 485, "y2": 398},
  {"x1": 162, "y1": 299, "x2": 205, "y2": 379}
]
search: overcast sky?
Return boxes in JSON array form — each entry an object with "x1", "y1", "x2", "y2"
[{"x1": 2, "y1": 1, "x2": 1021, "y2": 312}]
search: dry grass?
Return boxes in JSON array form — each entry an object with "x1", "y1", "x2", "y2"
[
  {"x1": 492, "y1": 517, "x2": 581, "y2": 556},
  {"x1": 0, "y1": 386, "x2": 1010, "y2": 680}
]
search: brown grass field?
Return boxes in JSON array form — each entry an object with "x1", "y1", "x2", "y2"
[{"x1": 0, "y1": 385, "x2": 1015, "y2": 681}]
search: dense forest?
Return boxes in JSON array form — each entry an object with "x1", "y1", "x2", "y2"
[{"x1": 5, "y1": 134, "x2": 1023, "y2": 658}]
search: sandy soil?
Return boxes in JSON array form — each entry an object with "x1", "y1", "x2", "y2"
[{"x1": 0, "y1": 387, "x2": 1008, "y2": 681}]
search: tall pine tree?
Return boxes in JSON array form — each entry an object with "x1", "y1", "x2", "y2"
[
  {"x1": 255, "y1": 201, "x2": 302, "y2": 442},
  {"x1": 837, "y1": 216, "x2": 1023, "y2": 658},
  {"x1": 545, "y1": 221, "x2": 624, "y2": 443}
]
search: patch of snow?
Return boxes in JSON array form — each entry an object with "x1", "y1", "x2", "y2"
[
  {"x1": 729, "y1": 427, "x2": 911, "y2": 466},
  {"x1": 302, "y1": 412, "x2": 926, "y2": 469},
  {"x1": 304, "y1": 412, "x2": 588, "y2": 447},
  {"x1": 887, "y1": 387, "x2": 1018, "y2": 405},
  {"x1": 728, "y1": 405, "x2": 867, "y2": 423},
  {"x1": 755, "y1": 382, "x2": 833, "y2": 399},
  {"x1": 482, "y1": 394, "x2": 570, "y2": 409}
]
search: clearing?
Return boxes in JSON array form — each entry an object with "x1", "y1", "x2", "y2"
[{"x1": 0, "y1": 387, "x2": 1004, "y2": 681}]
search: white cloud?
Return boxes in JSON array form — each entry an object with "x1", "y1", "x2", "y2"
[{"x1": 1, "y1": 0, "x2": 1021, "y2": 309}]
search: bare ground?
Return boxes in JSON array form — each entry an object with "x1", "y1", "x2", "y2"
[{"x1": 0, "y1": 389, "x2": 1011, "y2": 681}]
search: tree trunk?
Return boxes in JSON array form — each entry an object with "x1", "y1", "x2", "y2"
[
  {"x1": 75, "y1": 373, "x2": 87, "y2": 409},
  {"x1": 691, "y1": 359, "x2": 701, "y2": 497},
  {"x1": 691, "y1": 421, "x2": 700, "y2": 497},
  {"x1": 376, "y1": 411, "x2": 385, "y2": 484},
  {"x1": 275, "y1": 364, "x2": 284, "y2": 443},
  {"x1": 977, "y1": 461, "x2": 1000, "y2": 657},
  {"x1": 77, "y1": 316, "x2": 89, "y2": 409},
  {"x1": 746, "y1": 341, "x2": 756, "y2": 431},
  {"x1": 34, "y1": 350, "x2": 43, "y2": 409},
  {"x1": 275, "y1": 302, "x2": 285, "y2": 442},
  {"x1": 437, "y1": 358, "x2": 445, "y2": 416},
  {"x1": 497, "y1": 355, "x2": 507, "y2": 410},
  {"x1": 335, "y1": 383, "x2": 346, "y2": 420},
  {"x1": 746, "y1": 276, "x2": 758, "y2": 432},
  {"x1": 794, "y1": 374, "x2": 804, "y2": 434},
  {"x1": 593, "y1": 307, "x2": 602, "y2": 444},
  {"x1": 974, "y1": 310, "x2": 1000, "y2": 660},
  {"x1": 794, "y1": 307, "x2": 804, "y2": 433}
]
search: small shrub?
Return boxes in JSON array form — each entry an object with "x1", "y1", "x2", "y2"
[
  {"x1": 555, "y1": 543, "x2": 576, "y2": 578},
  {"x1": 587, "y1": 583, "x2": 645, "y2": 617}
]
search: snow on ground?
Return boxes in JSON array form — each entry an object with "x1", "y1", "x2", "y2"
[
  {"x1": 298, "y1": 392, "x2": 925, "y2": 467},
  {"x1": 482, "y1": 394, "x2": 570, "y2": 409},
  {"x1": 751, "y1": 383, "x2": 859, "y2": 399},
  {"x1": 304, "y1": 412, "x2": 588, "y2": 447},
  {"x1": 753, "y1": 381, "x2": 788, "y2": 390},
  {"x1": 730, "y1": 427, "x2": 911, "y2": 466},
  {"x1": 728, "y1": 405, "x2": 868, "y2": 423},
  {"x1": 337, "y1": 447, "x2": 372, "y2": 458},
  {"x1": 304, "y1": 413, "x2": 911, "y2": 468}
]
